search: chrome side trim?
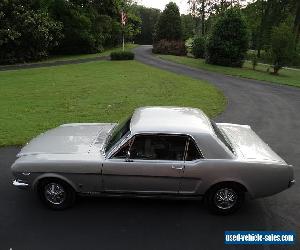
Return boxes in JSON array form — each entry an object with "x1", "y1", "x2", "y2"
[
  {"x1": 79, "y1": 191, "x2": 203, "y2": 200},
  {"x1": 13, "y1": 179, "x2": 30, "y2": 189}
]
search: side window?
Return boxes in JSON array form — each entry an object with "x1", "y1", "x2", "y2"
[
  {"x1": 112, "y1": 140, "x2": 132, "y2": 159},
  {"x1": 130, "y1": 134, "x2": 187, "y2": 161},
  {"x1": 186, "y1": 139, "x2": 202, "y2": 161}
]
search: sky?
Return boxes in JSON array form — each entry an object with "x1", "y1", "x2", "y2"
[
  {"x1": 136, "y1": 0, "x2": 251, "y2": 14},
  {"x1": 136, "y1": 0, "x2": 190, "y2": 14}
]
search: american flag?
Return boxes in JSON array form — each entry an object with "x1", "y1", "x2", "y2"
[{"x1": 121, "y1": 11, "x2": 127, "y2": 26}]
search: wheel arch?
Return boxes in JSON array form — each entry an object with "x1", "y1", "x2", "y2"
[
  {"x1": 204, "y1": 180, "x2": 250, "y2": 196},
  {"x1": 33, "y1": 173, "x2": 78, "y2": 192}
]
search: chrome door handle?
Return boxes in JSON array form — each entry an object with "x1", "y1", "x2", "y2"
[{"x1": 171, "y1": 165, "x2": 184, "y2": 170}]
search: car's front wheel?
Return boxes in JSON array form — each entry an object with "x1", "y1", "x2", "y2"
[
  {"x1": 205, "y1": 183, "x2": 245, "y2": 215},
  {"x1": 37, "y1": 179, "x2": 76, "y2": 210}
]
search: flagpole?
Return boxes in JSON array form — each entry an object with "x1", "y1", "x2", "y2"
[{"x1": 121, "y1": 10, "x2": 126, "y2": 52}]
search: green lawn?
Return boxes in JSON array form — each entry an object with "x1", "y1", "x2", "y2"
[
  {"x1": 158, "y1": 55, "x2": 300, "y2": 88},
  {"x1": 0, "y1": 60, "x2": 226, "y2": 146}
]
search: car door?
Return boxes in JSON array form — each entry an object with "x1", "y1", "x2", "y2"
[
  {"x1": 179, "y1": 137, "x2": 205, "y2": 195},
  {"x1": 102, "y1": 134, "x2": 187, "y2": 194}
]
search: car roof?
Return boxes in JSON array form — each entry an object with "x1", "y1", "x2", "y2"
[{"x1": 130, "y1": 106, "x2": 214, "y2": 134}]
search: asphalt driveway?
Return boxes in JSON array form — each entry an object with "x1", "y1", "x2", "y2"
[{"x1": 0, "y1": 45, "x2": 299, "y2": 250}]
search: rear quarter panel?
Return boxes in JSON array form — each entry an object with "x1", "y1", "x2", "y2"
[{"x1": 182, "y1": 159, "x2": 291, "y2": 198}]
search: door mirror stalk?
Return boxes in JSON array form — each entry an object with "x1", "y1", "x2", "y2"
[{"x1": 125, "y1": 151, "x2": 133, "y2": 162}]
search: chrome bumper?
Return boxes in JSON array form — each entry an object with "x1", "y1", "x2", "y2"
[
  {"x1": 13, "y1": 179, "x2": 30, "y2": 189},
  {"x1": 288, "y1": 179, "x2": 296, "y2": 188}
]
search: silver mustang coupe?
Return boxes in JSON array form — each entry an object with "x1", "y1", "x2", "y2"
[{"x1": 11, "y1": 106, "x2": 295, "y2": 214}]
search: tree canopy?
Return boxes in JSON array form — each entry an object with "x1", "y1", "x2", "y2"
[
  {"x1": 154, "y1": 2, "x2": 183, "y2": 41},
  {"x1": 0, "y1": 0, "x2": 141, "y2": 64},
  {"x1": 0, "y1": 0, "x2": 63, "y2": 64},
  {"x1": 206, "y1": 8, "x2": 249, "y2": 67},
  {"x1": 134, "y1": 6, "x2": 160, "y2": 44}
]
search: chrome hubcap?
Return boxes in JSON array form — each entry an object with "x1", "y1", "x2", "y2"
[
  {"x1": 44, "y1": 183, "x2": 66, "y2": 205},
  {"x1": 214, "y1": 188, "x2": 237, "y2": 210}
]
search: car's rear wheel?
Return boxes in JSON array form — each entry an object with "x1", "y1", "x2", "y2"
[
  {"x1": 205, "y1": 183, "x2": 245, "y2": 215},
  {"x1": 37, "y1": 179, "x2": 76, "y2": 210}
]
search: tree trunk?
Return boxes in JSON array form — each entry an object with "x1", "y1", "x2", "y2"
[
  {"x1": 201, "y1": 0, "x2": 205, "y2": 36},
  {"x1": 273, "y1": 67, "x2": 280, "y2": 75},
  {"x1": 257, "y1": 0, "x2": 271, "y2": 58}
]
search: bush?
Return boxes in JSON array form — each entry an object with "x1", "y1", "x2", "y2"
[
  {"x1": 110, "y1": 51, "x2": 135, "y2": 60},
  {"x1": 206, "y1": 8, "x2": 249, "y2": 67},
  {"x1": 185, "y1": 38, "x2": 193, "y2": 53},
  {"x1": 152, "y1": 39, "x2": 187, "y2": 56},
  {"x1": 270, "y1": 22, "x2": 295, "y2": 74},
  {"x1": 191, "y1": 36, "x2": 206, "y2": 58}
]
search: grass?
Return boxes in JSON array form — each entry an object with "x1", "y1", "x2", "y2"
[
  {"x1": 0, "y1": 60, "x2": 226, "y2": 146},
  {"x1": 158, "y1": 55, "x2": 300, "y2": 88}
]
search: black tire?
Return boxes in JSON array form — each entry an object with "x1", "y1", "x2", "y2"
[
  {"x1": 37, "y1": 178, "x2": 76, "y2": 210},
  {"x1": 205, "y1": 183, "x2": 245, "y2": 215}
]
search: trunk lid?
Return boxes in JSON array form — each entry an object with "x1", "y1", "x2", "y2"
[
  {"x1": 217, "y1": 123, "x2": 286, "y2": 164},
  {"x1": 18, "y1": 123, "x2": 116, "y2": 157}
]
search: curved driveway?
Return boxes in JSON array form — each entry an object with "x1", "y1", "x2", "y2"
[{"x1": 0, "y1": 45, "x2": 299, "y2": 250}]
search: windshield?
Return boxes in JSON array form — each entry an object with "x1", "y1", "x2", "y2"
[
  {"x1": 210, "y1": 120, "x2": 235, "y2": 154},
  {"x1": 105, "y1": 116, "x2": 131, "y2": 153}
]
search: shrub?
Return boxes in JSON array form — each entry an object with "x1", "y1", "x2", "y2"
[
  {"x1": 110, "y1": 51, "x2": 135, "y2": 60},
  {"x1": 191, "y1": 36, "x2": 206, "y2": 58},
  {"x1": 185, "y1": 38, "x2": 193, "y2": 53},
  {"x1": 206, "y1": 8, "x2": 249, "y2": 67},
  {"x1": 270, "y1": 22, "x2": 295, "y2": 74},
  {"x1": 152, "y1": 39, "x2": 187, "y2": 56}
]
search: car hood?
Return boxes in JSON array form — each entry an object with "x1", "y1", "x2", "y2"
[
  {"x1": 217, "y1": 123, "x2": 286, "y2": 164},
  {"x1": 18, "y1": 123, "x2": 116, "y2": 157}
]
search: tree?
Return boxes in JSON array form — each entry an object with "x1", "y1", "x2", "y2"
[
  {"x1": 49, "y1": 0, "x2": 100, "y2": 54},
  {"x1": 291, "y1": 0, "x2": 300, "y2": 46},
  {"x1": 206, "y1": 8, "x2": 249, "y2": 67},
  {"x1": 188, "y1": 0, "x2": 211, "y2": 36},
  {"x1": 243, "y1": 0, "x2": 293, "y2": 57},
  {"x1": 270, "y1": 22, "x2": 295, "y2": 74},
  {"x1": 135, "y1": 6, "x2": 160, "y2": 44},
  {"x1": 242, "y1": 0, "x2": 262, "y2": 50},
  {"x1": 0, "y1": 0, "x2": 63, "y2": 64},
  {"x1": 188, "y1": 0, "x2": 243, "y2": 36},
  {"x1": 153, "y1": 2, "x2": 186, "y2": 55},
  {"x1": 181, "y1": 14, "x2": 196, "y2": 40},
  {"x1": 0, "y1": 0, "x2": 142, "y2": 63},
  {"x1": 154, "y1": 2, "x2": 182, "y2": 41},
  {"x1": 48, "y1": 0, "x2": 124, "y2": 54},
  {"x1": 123, "y1": 6, "x2": 142, "y2": 42}
]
